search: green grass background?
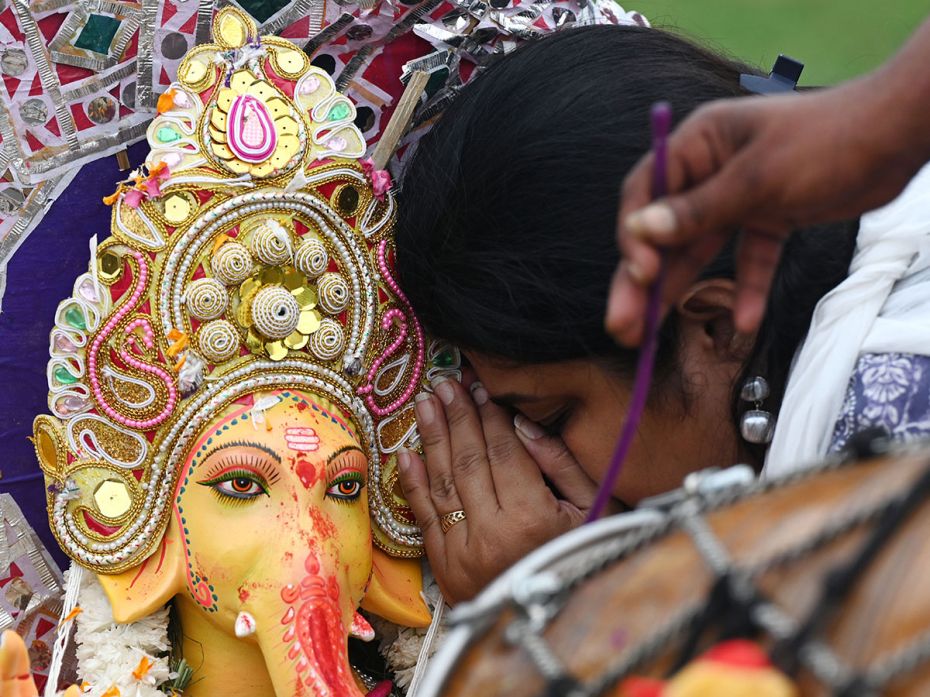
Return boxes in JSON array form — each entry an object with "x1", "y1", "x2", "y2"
[{"x1": 638, "y1": 1, "x2": 927, "y2": 85}]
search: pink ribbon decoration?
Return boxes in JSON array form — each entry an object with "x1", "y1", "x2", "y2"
[
  {"x1": 362, "y1": 158, "x2": 392, "y2": 201},
  {"x1": 115, "y1": 163, "x2": 172, "y2": 209}
]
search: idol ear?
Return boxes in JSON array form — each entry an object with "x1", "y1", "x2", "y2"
[
  {"x1": 360, "y1": 549, "x2": 431, "y2": 628},
  {"x1": 96, "y1": 517, "x2": 185, "y2": 623}
]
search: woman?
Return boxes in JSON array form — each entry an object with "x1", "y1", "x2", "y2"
[{"x1": 391, "y1": 25, "x2": 913, "y2": 603}]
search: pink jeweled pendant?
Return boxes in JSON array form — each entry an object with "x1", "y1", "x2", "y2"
[
  {"x1": 227, "y1": 95, "x2": 277, "y2": 163},
  {"x1": 77, "y1": 277, "x2": 99, "y2": 303},
  {"x1": 53, "y1": 331, "x2": 78, "y2": 354}
]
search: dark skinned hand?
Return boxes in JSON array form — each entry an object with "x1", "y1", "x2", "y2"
[
  {"x1": 397, "y1": 377, "x2": 621, "y2": 604},
  {"x1": 607, "y1": 33, "x2": 930, "y2": 347}
]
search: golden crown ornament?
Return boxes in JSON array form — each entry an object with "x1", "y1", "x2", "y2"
[{"x1": 33, "y1": 7, "x2": 458, "y2": 576}]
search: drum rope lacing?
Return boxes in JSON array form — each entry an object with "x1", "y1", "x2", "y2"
[{"x1": 451, "y1": 441, "x2": 930, "y2": 697}]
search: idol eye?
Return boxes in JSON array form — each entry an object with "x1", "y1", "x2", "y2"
[
  {"x1": 326, "y1": 473, "x2": 364, "y2": 502},
  {"x1": 198, "y1": 469, "x2": 269, "y2": 501}
]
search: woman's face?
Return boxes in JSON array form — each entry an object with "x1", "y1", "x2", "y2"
[{"x1": 466, "y1": 342, "x2": 745, "y2": 506}]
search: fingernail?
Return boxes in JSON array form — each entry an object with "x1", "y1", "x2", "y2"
[
  {"x1": 514, "y1": 413, "x2": 545, "y2": 440},
  {"x1": 396, "y1": 447, "x2": 411, "y2": 474},
  {"x1": 622, "y1": 259, "x2": 647, "y2": 286},
  {"x1": 470, "y1": 381, "x2": 489, "y2": 406},
  {"x1": 627, "y1": 203, "x2": 677, "y2": 239},
  {"x1": 414, "y1": 393, "x2": 435, "y2": 426},
  {"x1": 433, "y1": 377, "x2": 454, "y2": 405}
]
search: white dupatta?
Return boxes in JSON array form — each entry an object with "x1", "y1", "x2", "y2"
[{"x1": 764, "y1": 164, "x2": 930, "y2": 477}]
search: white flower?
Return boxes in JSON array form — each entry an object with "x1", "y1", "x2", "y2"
[{"x1": 73, "y1": 571, "x2": 172, "y2": 697}]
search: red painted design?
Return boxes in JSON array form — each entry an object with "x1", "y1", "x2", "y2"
[
  {"x1": 308, "y1": 507, "x2": 337, "y2": 542},
  {"x1": 351, "y1": 612, "x2": 375, "y2": 641},
  {"x1": 287, "y1": 426, "x2": 321, "y2": 453},
  {"x1": 279, "y1": 554, "x2": 363, "y2": 696},
  {"x1": 295, "y1": 457, "x2": 320, "y2": 490},
  {"x1": 81, "y1": 510, "x2": 120, "y2": 536}
]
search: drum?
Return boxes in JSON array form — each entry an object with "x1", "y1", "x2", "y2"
[{"x1": 417, "y1": 442, "x2": 930, "y2": 697}]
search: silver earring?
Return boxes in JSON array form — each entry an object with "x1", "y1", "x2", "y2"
[{"x1": 740, "y1": 376, "x2": 775, "y2": 444}]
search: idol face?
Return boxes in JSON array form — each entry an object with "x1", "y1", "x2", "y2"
[
  {"x1": 94, "y1": 388, "x2": 429, "y2": 697},
  {"x1": 173, "y1": 389, "x2": 371, "y2": 695}
]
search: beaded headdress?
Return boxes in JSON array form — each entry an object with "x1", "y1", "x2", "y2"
[{"x1": 31, "y1": 8, "x2": 456, "y2": 575}]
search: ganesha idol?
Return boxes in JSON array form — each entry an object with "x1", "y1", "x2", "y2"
[{"x1": 7, "y1": 8, "x2": 460, "y2": 696}]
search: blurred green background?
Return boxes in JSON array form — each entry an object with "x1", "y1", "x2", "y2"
[{"x1": 641, "y1": 1, "x2": 927, "y2": 85}]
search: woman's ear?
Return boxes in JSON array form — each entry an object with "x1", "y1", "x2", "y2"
[
  {"x1": 96, "y1": 517, "x2": 185, "y2": 623},
  {"x1": 676, "y1": 279, "x2": 754, "y2": 360}
]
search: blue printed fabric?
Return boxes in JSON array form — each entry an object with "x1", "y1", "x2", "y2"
[{"x1": 830, "y1": 352, "x2": 930, "y2": 451}]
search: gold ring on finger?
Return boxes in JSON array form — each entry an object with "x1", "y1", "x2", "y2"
[{"x1": 439, "y1": 509, "x2": 466, "y2": 534}]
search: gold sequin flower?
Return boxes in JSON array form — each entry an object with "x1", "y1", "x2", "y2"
[{"x1": 232, "y1": 265, "x2": 321, "y2": 361}]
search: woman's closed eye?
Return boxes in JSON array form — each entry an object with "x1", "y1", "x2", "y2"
[{"x1": 537, "y1": 407, "x2": 573, "y2": 436}]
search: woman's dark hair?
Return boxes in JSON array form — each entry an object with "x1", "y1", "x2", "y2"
[{"x1": 396, "y1": 25, "x2": 857, "y2": 459}]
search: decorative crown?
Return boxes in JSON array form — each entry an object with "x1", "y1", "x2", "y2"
[{"x1": 32, "y1": 8, "x2": 457, "y2": 574}]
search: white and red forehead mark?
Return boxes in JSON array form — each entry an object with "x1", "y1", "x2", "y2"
[
  {"x1": 288, "y1": 393, "x2": 357, "y2": 441},
  {"x1": 285, "y1": 427, "x2": 320, "y2": 452}
]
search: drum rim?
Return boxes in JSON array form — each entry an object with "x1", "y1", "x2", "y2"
[
  {"x1": 417, "y1": 509, "x2": 667, "y2": 697},
  {"x1": 416, "y1": 440, "x2": 930, "y2": 696}
]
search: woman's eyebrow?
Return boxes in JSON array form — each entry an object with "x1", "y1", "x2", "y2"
[
  {"x1": 201, "y1": 440, "x2": 282, "y2": 463},
  {"x1": 489, "y1": 392, "x2": 544, "y2": 408}
]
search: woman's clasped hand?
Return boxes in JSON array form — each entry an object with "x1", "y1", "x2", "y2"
[{"x1": 396, "y1": 376, "x2": 621, "y2": 603}]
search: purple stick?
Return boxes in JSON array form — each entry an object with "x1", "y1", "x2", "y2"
[{"x1": 586, "y1": 102, "x2": 671, "y2": 522}]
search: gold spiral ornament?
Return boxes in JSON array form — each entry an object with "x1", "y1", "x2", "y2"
[
  {"x1": 317, "y1": 272, "x2": 350, "y2": 314},
  {"x1": 211, "y1": 241, "x2": 255, "y2": 285},
  {"x1": 308, "y1": 317, "x2": 345, "y2": 361},
  {"x1": 250, "y1": 285, "x2": 302, "y2": 339},
  {"x1": 186, "y1": 278, "x2": 229, "y2": 320},
  {"x1": 250, "y1": 219, "x2": 293, "y2": 266},
  {"x1": 196, "y1": 320, "x2": 241, "y2": 364},
  {"x1": 294, "y1": 237, "x2": 329, "y2": 279}
]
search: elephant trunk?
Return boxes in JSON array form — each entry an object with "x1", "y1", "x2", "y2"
[{"x1": 252, "y1": 552, "x2": 366, "y2": 697}]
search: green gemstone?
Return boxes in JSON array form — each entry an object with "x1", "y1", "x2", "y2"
[
  {"x1": 235, "y1": 0, "x2": 290, "y2": 23},
  {"x1": 73, "y1": 14, "x2": 122, "y2": 56},
  {"x1": 157, "y1": 127, "x2": 181, "y2": 143},
  {"x1": 434, "y1": 350, "x2": 455, "y2": 367},
  {"x1": 327, "y1": 102, "x2": 351, "y2": 121},
  {"x1": 54, "y1": 366, "x2": 78, "y2": 385},
  {"x1": 64, "y1": 306, "x2": 86, "y2": 330}
]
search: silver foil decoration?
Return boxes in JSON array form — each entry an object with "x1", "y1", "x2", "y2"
[
  {"x1": 0, "y1": 494, "x2": 63, "y2": 630},
  {"x1": 0, "y1": 169, "x2": 78, "y2": 312},
  {"x1": 0, "y1": 494, "x2": 78, "y2": 693},
  {"x1": 11, "y1": 0, "x2": 79, "y2": 148},
  {"x1": 135, "y1": 0, "x2": 163, "y2": 109},
  {"x1": 47, "y1": 0, "x2": 143, "y2": 72},
  {"x1": 0, "y1": 0, "x2": 648, "y2": 321}
]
